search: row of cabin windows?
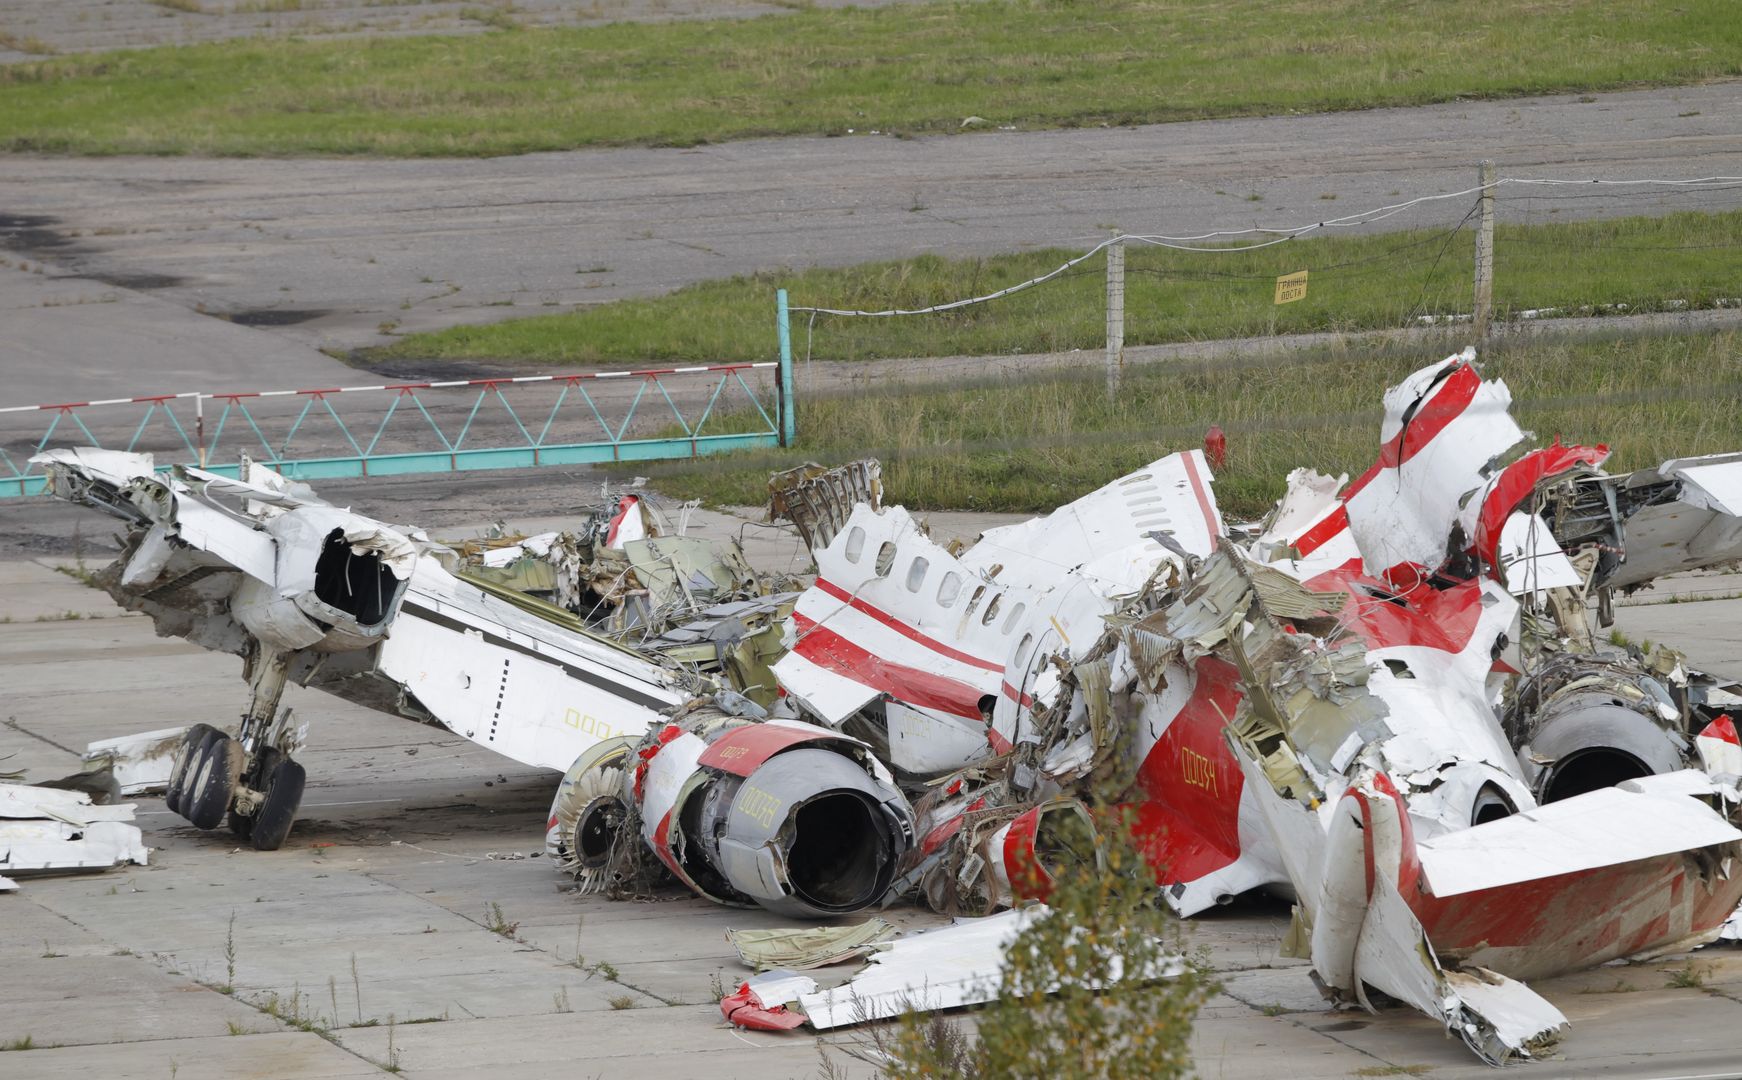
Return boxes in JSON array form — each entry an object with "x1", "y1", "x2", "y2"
[{"x1": 841, "y1": 525, "x2": 1027, "y2": 635}]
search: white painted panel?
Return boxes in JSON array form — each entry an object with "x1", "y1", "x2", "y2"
[{"x1": 1418, "y1": 772, "x2": 1742, "y2": 897}]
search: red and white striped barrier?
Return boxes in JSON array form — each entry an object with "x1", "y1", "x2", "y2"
[{"x1": 0, "y1": 362, "x2": 777, "y2": 415}]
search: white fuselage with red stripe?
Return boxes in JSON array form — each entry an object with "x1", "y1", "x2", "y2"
[{"x1": 773, "y1": 452, "x2": 1224, "y2": 778}]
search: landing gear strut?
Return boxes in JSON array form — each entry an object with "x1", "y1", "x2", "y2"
[{"x1": 164, "y1": 645, "x2": 308, "y2": 850}]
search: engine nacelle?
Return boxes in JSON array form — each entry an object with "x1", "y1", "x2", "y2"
[
  {"x1": 1508, "y1": 655, "x2": 1691, "y2": 804},
  {"x1": 554, "y1": 705, "x2": 914, "y2": 918}
]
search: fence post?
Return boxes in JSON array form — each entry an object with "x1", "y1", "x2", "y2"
[
  {"x1": 1473, "y1": 159, "x2": 1495, "y2": 341},
  {"x1": 776, "y1": 288, "x2": 796, "y2": 447},
  {"x1": 1105, "y1": 238, "x2": 1125, "y2": 402}
]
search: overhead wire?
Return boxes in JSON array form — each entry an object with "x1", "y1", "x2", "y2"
[{"x1": 786, "y1": 176, "x2": 1742, "y2": 319}]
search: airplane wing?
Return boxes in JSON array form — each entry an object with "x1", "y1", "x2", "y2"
[{"x1": 32, "y1": 447, "x2": 691, "y2": 848}]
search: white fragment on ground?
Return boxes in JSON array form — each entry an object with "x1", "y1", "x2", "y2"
[{"x1": 0, "y1": 782, "x2": 150, "y2": 884}]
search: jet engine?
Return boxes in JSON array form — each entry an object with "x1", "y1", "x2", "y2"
[{"x1": 549, "y1": 700, "x2": 913, "y2": 918}]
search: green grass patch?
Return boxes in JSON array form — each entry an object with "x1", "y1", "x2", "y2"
[
  {"x1": 2, "y1": 1, "x2": 1739, "y2": 156},
  {"x1": 367, "y1": 208, "x2": 1742, "y2": 366},
  {"x1": 629, "y1": 329, "x2": 1742, "y2": 518}
]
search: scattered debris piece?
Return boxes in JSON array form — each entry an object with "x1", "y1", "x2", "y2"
[
  {"x1": 81, "y1": 726, "x2": 183, "y2": 796},
  {"x1": 720, "y1": 968, "x2": 816, "y2": 1031},
  {"x1": 723, "y1": 906, "x2": 1184, "y2": 1032},
  {"x1": 727, "y1": 918, "x2": 898, "y2": 972},
  {"x1": 768, "y1": 459, "x2": 883, "y2": 553},
  {"x1": 0, "y1": 783, "x2": 149, "y2": 881}
]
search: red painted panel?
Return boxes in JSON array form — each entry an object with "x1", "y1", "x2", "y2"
[
  {"x1": 1473, "y1": 441, "x2": 1609, "y2": 567},
  {"x1": 1002, "y1": 806, "x2": 1051, "y2": 901},
  {"x1": 1126, "y1": 655, "x2": 1248, "y2": 884},
  {"x1": 813, "y1": 577, "x2": 1003, "y2": 673},
  {"x1": 697, "y1": 722, "x2": 831, "y2": 777},
  {"x1": 1408, "y1": 851, "x2": 1742, "y2": 975},
  {"x1": 792, "y1": 612, "x2": 986, "y2": 720},
  {"x1": 1344, "y1": 362, "x2": 1483, "y2": 501}
]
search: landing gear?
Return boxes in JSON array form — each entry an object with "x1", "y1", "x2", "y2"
[{"x1": 164, "y1": 646, "x2": 308, "y2": 851}]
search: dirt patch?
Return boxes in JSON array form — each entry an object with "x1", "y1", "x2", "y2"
[
  {"x1": 90, "y1": 270, "x2": 188, "y2": 290},
  {"x1": 227, "y1": 307, "x2": 332, "y2": 328},
  {"x1": 0, "y1": 212, "x2": 84, "y2": 254}
]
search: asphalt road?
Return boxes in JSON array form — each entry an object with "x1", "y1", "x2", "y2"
[
  {"x1": 1, "y1": 81, "x2": 1738, "y2": 366},
  {"x1": 0, "y1": 0, "x2": 918, "y2": 60}
]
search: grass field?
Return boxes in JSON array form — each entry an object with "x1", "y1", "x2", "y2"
[
  {"x1": 365, "y1": 208, "x2": 1742, "y2": 366},
  {"x1": 2, "y1": 0, "x2": 1739, "y2": 156},
  {"x1": 628, "y1": 329, "x2": 1742, "y2": 519}
]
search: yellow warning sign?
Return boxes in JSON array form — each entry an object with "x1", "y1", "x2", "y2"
[{"x1": 1273, "y1": 270, "x2": 1309, "y2": 305}]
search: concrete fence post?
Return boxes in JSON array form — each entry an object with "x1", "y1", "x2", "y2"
[
  {"x1": 776, "y1": 288, "x2": 796, "y2": 447},
  {"x1": 1105, "y1": 238, "x2": 1125, "y2": 402},
  {"x1": 1474, "y1": 159, "x2": 1496, "y2": 342}
]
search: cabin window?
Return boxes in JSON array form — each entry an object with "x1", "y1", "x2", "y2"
[
  {"x1": 1015, "y1": 633, "x2": 1035, "y2": 668},
  {"x1": 981, "y1": 594, "x2": 1002, "y2": 626},
  {"x1": 964, "y1": 585, "x2": 986, "y2": 618},
  {"x1": 843, "y1": 526, "x2": 866, "y2": 563},
  {"x1": 905, "y1": 557, "x2": 929, "y2": 593},
  {"x1": 1001, "y1": 602, "x2": 1026, "y2": 635},
  {"x1": 874, "y1": 541, "x2": 897, "y2": 577},
  {"x1": 936, "y1": 572, "x2": 962, "y2": 606}
]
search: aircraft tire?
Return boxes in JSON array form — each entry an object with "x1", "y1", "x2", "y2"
[
  {"x1": 249, "y1": 757, "x2": 306, "y2": 852},
  {"x1": 165, "y1": 724, "x2": 220, "y2": 817},
  {"x1": 186, "y1": 735, "x2": 243, "y2": 830}
]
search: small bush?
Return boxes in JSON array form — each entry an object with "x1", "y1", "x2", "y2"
[{"x1": 879, "y1": 805, "x2": 1210, "y2": 1080}]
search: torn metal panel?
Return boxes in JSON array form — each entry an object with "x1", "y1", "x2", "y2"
[
  {"x1": 1697, "y1": 715, "x2": 1742, "y2": 778},
  {"x1": 81, "y1": 726, "x2": 186, "y2": 796},
  {"x1": 1493, "y1": 511, "x2": 1582, "y2": 595},
  {"x1": 721, "y1": 969, "x2": 817, "y2": 1030},
  {"x1": 963, "y1": 449, "x2": 1221, "y2": 599},
  {"x1": 727, "y1": 918, "x2": 898, "y2": 971},
  {"x1": 1721, "y1": 904, "x2": 1742, "y2": 943},
  {"x1": 1340, "y1": 348, "x2": 1526, "y2": 577},
  {"x1": 796, "y1": 905, "x2": 1185, "y2": 1030},
  {"x1": 798, "y1": 908, "x2": 1040, "y2": 1029},
  {"x1": 0, "y1": 784, "x2": 150, "y2": 877},
  {"x1": 1415, "y1": 771, "x2": 1742, "y2": 899},
  {"x1": 1253, "y1": 469, "x2": 1362, "y2": 582},
  {"x1": 1356, "y1": 873, "x2": 1568, "y2": 1065},
  {"x1": 0, "y1": 783, "x2": 139, "y2": 822},
  {"x1": 768, "y1": 459, "x2": 884, "y2": 552}
]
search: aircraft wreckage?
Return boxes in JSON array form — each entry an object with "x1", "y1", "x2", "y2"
[{"x1": 24, "y1": 348, "x2": 1742, "y2": 1064}]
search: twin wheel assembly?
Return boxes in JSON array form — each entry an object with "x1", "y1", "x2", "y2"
[{"x1": 164, "y1": 723, "x2": 306, "y2": 850}]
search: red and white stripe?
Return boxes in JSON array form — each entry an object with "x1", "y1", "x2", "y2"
[
  {"x1": 0, "y1": 362, "x2": 775, "y2": 415},
  {"x1": 781, "y1": 582, "x2": 1004, "y2": 725}
]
